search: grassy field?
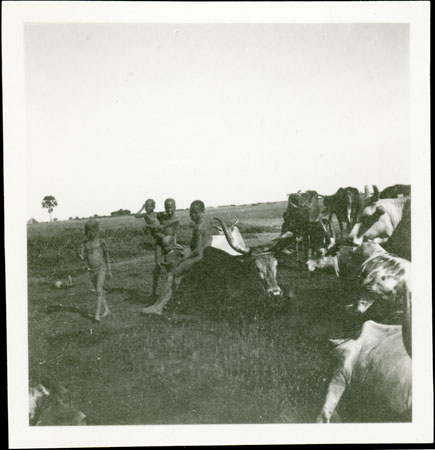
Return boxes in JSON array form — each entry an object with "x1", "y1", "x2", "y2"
[{"x1": 28, "y1": 201, "x2": 365, "y2": 425}]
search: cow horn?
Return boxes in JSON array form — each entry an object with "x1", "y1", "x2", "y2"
[
  {"x1": 212, "y1": 224, "x2": 223, "y2": 233},
  {"x1": 233, "y1": 217, "x2": 239, "y2": 228},
  {"x1": 213, "y1": 218, "x2": 250, "y2": 255},
  {"x1": 401, "y1": 283, "x2": 412, "y2": 357},
  {"x1": 372, "y1": 185, "x2": 380, "y2": 202},
  {"x1": 364, "y1": 185, "x2": 372, "y2": 198}
]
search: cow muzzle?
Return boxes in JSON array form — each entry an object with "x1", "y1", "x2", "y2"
[
  {"x1": 306, "y1": 260, "x2": 317, "y2": 272},
  {"x1": 267, "y1": 286, "x2": 283, "y2": 297}
]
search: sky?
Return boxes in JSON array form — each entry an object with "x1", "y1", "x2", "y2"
[{"x1": 24, "y1": 23, "x2": 409, "y2": 221}]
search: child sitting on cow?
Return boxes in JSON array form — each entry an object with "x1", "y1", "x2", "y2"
[
  {"x1": 141, "y1": 200, "x2": 213, "y2": 315},
  {"x1": 78, "y1": 218, "x2": 112, "y2": 322}
]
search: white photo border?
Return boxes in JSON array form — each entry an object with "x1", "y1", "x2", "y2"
[{"x1": 3, "y1": 1, "x2": 432, "y2": 448}]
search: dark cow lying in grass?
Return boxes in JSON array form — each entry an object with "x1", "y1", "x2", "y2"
[
  {"x1": 317, "y1": 283, "x2": 412, "y2": 423},
  {"x1": 211, "y1": 218, "x2": 294, "y2": 298},
  {"x1": 150, "y1": 218, "x2": 293, "y2": 315}
]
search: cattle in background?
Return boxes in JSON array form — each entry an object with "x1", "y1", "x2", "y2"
[
  {"x1": 349, "y1": 183, "x2": 410, "y2": 246},
  {"x1": 322, "y1": 187, "x2": 361, "y2": 239},
  {"x1": 281, "y1": 190, "x2": 331, "y2": 260},
  {"x1": 317, "y1": 284, "x2": 412, "y2": 423},
  {"x1": 380, "y1": 184, "x2": 411, "y2": 199}
]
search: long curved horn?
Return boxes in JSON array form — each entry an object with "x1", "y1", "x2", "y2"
[
  {"x1": 212, "y1": 224, "x2": 223, "y2": 233},
  {"x1": 402, "y1": 283, "x2": 412, "y2": 357},
  {"x1": 213, "y1": 218, "x2": 250, "y2": 254}
]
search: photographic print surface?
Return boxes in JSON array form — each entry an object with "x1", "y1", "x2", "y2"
[{"x1": 5, "y1": 1, "x2": 432, "y2": 448}]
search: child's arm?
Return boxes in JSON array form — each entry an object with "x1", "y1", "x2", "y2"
[
  {"x1": 77, "y1": 243, "x2": 86, "y2": 261},
  {"x1": 134, "y1": 204, "x2": 146, "y2": 218},
  {"x1": 177, "y1": 226, "x2": 204, "y2": 264},
  {"x1": 101, "y1": 240, "x2": 112, "y2": 277},
  {"x1": 143, "y1": 222, "x2": 161, "y2": 230},
  {"x1": 159, "y1": 216, "x2": 179, "y2": 231}
]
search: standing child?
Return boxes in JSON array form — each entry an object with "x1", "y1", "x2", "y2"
[
  {"x1": 135, "y1": 198, "x2": 181, "y2": 298},
  {"x1": 78, "y1": 218, "x2": 112, "y2": 321}
]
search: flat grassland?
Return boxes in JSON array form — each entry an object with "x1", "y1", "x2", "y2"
[{"x1": 28, "y1": 201, "x2": 359, "y2": 424}]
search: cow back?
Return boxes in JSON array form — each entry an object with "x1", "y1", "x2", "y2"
[{"x1": 383, "y1": 198, "x2": 411, "y2": 260}]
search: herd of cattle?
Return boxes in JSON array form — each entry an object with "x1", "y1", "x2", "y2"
[
  {"x1": 208, "y1": 183, "x2": 411, "y2": 422},
  {"x1": 29, "y1": 183, "x2": 411, "y2": 425}
]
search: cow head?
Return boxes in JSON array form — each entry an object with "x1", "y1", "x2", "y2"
[
  {"x1": 306, "y1": 246, "x2": 340, "y2": 276},
  {"x1": 287, "y1": 190, "x2": 322, "y2": 223},
  {"x1": 348, "y1": 185, "x2": 381, "y2": 244},
  {"x1": 213, "y1": 218, "x2": 292, "y2": 297}
]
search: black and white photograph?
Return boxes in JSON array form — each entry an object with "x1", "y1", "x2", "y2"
[{"x1": 4, "y1": 1, "x2": 432, "y2": 447}]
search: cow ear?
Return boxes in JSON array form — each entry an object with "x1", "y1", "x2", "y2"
[
  {"x1": 375, "y1": 205, "x2": 386, "y2": 217},
  {"x1": 329, "y1": 338, "x2": 347, "y2": 346}
]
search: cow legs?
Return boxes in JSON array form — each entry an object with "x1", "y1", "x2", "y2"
[
  {"x1": 328, "y1": 214, "x2": 335, "y2": 240},
  {"x1": 338, "y1": 220, "x2": 344, "y2": 240},
  {"x1": 317, "y1": 371, "x2": 347, "y2": 423}
]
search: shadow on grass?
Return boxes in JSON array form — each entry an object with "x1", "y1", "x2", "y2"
[{"x1": 45, "y1": 304, "x2": 91, "y2": 320}]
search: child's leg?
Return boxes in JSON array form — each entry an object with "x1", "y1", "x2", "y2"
[
  {"x1": 152, "y1": 245, "x2": 163, "y2": 298},
  {"x1": 95, "y1": 268, "x2": 109, "y2": 320},
  {"x1": 89, "y1": 270, "x2": 97, "y2": 291},
  {"x1": 142, "y1": 256, "x2": 201, "y2": 315}
]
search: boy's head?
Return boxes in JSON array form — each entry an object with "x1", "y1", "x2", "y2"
[
  {"x1": 144, "y1": 199, "x2": 156, "y2": 214},
  {"x1": 85, "y1": 218, "x2": 100, "y2": 238},
  {"x1": 190, "y1": 200, "x2": 205, "y2": 223},
  {"x1": 164, "y1": 198, "x2": 176, "y2": 217}
]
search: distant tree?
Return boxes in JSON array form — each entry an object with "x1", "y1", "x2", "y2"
[
  {"x1": 41, "y1": 195, "x2": 58, "y2": 222},
  {"x1": 110, "y1": 208, "x2": 131, "y2": 217}
]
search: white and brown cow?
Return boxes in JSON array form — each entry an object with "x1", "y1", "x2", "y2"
[
  {"x1": 307, "y1": 242, "x2": 411, "y2": 317},
  {"x1": 349, "y1": 185, "x2": 410, "y2": 247},
  {"x1": 317, "y1": 284, "x2": 412, "y2": 423},
  {"x1": 356, "y1": 244, "x2": 411, "y2": 314}
]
